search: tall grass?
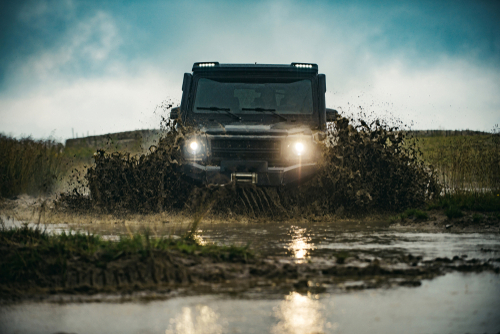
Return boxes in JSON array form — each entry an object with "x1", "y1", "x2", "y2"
[
  {"x1": 0, "y1": 135, "x2": 65, "y2": 198},
  {"x1": 414, "y1": 134, "x2": 500, "y2": 194}
]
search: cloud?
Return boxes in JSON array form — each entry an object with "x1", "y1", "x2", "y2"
[
  {"x1": 0, "y1": 68, "x2": 179, "y2": 140},
  {"x1": 17, "y1": 0, "x2": 75, "y2": 26},
  {"x1": 1, "y1": 0, "x2": 499, "y2": 140},
  {"x1": 0, "y1": 7, "x2": 176, "y2": 140},
  {"x1": 328, "y1": 56, "x2": 500, "y2": 131},
  {"x1": 5, "y1": 10, "x2": 121, "y2": 92}
]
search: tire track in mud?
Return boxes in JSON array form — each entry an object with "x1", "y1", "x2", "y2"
[{"x1": 2, "y1": 246, "x2": 498, "y2": 298}]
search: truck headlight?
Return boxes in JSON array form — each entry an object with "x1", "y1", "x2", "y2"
[
  {"x1": 294, "y1": 142, "x2": 305, "y2": 156},
  {"x1": 188, "y1": 140, "x2": 200, "y2": 154}
]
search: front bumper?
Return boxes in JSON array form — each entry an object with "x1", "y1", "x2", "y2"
[{"x1": 182, "y1": 162, "x2": 318, "y2": 186}]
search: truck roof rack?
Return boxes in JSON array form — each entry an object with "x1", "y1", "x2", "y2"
[{"x1": 192, "y1": 62, "x2": 318, "y2": 73}]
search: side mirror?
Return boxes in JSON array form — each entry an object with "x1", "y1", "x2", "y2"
[
  {"x1": 170, "y1": 106, "x2": 180, "y2": 120},
  {"x1": 318, "y1": 74, "x2": 327, "y2": 128},
  {"x1": 326, "y1": 108, "x2": 338, "y2": 122},
  {"x1": 180, "y1": 73, "x2": 193, "y2": 122}
]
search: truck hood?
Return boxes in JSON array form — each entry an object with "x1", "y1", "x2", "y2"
[{"x1": 200, "y1": 123, "x2": 313, "y2": 136}]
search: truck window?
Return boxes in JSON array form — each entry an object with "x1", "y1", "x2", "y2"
[{"x1": 194, "y1": 78, "x2": 313, "y2": 114}]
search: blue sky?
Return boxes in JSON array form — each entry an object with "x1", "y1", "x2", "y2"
[{"x1": 1, "y1": 0, "x2": 499, "y2": 140}]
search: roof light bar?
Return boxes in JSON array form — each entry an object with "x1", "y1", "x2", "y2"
[
  {"x1": 293, "y1": 63, "x2": 314, "y2": 68},
  {"x1": 196, "y1": 62, "x2": 218, "y2": 67}
]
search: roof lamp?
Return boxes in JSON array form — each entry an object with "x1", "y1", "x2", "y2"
[
  {"x1": 198, "y1": 63, "x2": 216, "y2": 67},
  {"x1": 294, "y1": 64, "x2": 313, "y2": 68}
]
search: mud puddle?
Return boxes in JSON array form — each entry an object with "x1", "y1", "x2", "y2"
[
  {"x1": 4, "y1": 216, "x2": 500, "y2": 261},
  {"x1": 2, "y1": 216, "x2": 499, "y2": 295},
  {"x1": 2, "y1": 216, "x2": 499, "y2": 333},
  {"x1": 1, "y1": 272, "x2": 499, "y2": 334},
  {"x1": 193, "y1": 223, "x2": 500, "y2": 261}
]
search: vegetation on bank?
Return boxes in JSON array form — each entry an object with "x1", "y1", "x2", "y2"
[{"x1": 0, "y1": 224, "x2": 253, "y2": 292}]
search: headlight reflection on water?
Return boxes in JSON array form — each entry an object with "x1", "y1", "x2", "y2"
[
  {"x1": 165, "y1": 305, "x2": 224, "y2": 334},
  {"x1": 271, "y1": 292, "x2": 332, "y2": 334},
  {"x1": 287, "y1": 226, "x2": 315, "y2": 261}
]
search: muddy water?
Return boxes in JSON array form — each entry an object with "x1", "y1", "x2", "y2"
[
  {"x1": 5, "y1": 217, "x2": 500, "y2": 260},
  {"x1": 1, "y1": 273, "x2": 499, "y2": 334},
  {"x1": 193, "y1": 223, "x2": 500, "y2": 261},
  {"x1": 2, "y1": 217, "x2": 500, "y2": 333}
]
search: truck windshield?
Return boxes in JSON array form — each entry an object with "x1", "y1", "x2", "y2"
[{"x1": 193, "y1": 78, "x2": 313, "y2": 115}]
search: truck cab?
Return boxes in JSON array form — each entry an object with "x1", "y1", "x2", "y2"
[{"x1": 171, "y1": 62, "x2": 336, "y2": 186}]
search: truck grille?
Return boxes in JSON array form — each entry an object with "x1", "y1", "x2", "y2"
[{"x1": 210, "y1": 138, "x2": 281, "y2": 160}]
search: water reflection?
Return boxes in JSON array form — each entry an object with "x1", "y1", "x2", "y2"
[
  {"x1": 272, "y1": 292, "x2": 327, "y2": 334},
  {"x1": 165, "y1": 305, "x2": 224, "y2": 334},
  {"x1": 287, "y1": 226, "x2": 315, "y2": 260},
  {"x1": 191, "y1": 231, "x2": 207, "y2": 245}
]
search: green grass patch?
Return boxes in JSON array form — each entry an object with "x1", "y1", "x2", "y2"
[
  {"x1": 0, "y1": 225, "x2": 253, "y2": 285},
  {"x1": 0, "y1": 224, "x2": 252, "y2": 260}
]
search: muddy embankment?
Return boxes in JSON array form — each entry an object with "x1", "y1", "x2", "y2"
[
  {"x1": 59, "y1": 115, "x2": 440, "y2": 217},
  {"x1": 2, "y1": 229, "x2": 498, "y2": 299}
]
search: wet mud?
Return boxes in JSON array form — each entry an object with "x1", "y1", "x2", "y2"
[
  {"x1": 59, "y1": 116, "x2": 440, "y2": 217},
  {"x1": 2, "y1": 237, "x2": 498, "y2": 300}
]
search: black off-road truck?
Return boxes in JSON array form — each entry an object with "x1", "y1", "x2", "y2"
[{"x1": 170, "y1": 62, "x2": 337, "y2": 186}]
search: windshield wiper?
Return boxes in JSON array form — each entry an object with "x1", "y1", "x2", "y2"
[
  {"x1": 242, "y1": 108, "x2": 288, "y2": 121},
  {"x1": 197, "y1": 106, "x2": 241, "y2": 120}
]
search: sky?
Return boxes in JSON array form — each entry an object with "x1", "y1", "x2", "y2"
[{"x1": 1, "y1": 0, "x2": 499, "y2": 141}]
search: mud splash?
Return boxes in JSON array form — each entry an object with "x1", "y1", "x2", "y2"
[
  {"x1": 60, "y1": 116, "x2": 440, "y2": 216},
  {"x1": 293, "y1": 116, "x2": 441, "y2": 213},
  {"x1": 60, "y1": 120, "x2": 196, "y2": 213}
]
